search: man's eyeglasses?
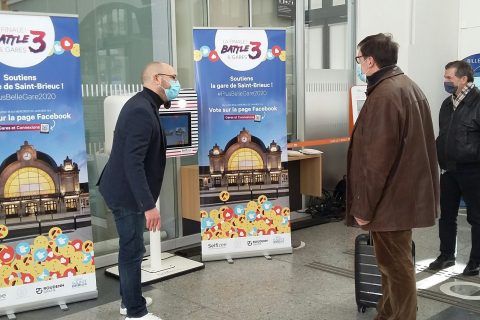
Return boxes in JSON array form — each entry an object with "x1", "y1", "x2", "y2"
[
  {"x1": 355, "y1": 56, "x2": 366, "y2": 64},
  {"x1": 156, "y1": 73, "x2": 177, "y2": 80}
]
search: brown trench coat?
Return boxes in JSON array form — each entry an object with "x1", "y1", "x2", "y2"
[{"x1": 346, "y1": 66, "x2": 439, "y2": 231}]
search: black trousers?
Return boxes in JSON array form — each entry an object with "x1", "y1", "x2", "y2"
[{"x1": 439, "y1": 169, "x2": 480, "y2": 262}]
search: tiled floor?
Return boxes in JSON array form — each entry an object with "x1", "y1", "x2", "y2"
[{"x1": 7, "y1": 213, "x2": 480, "y2": 320}]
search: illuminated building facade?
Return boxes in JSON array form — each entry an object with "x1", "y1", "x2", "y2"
[
  {"x1": 199, "y1": 128, "x2": 288, "y2": 189},
  {"x1": 0, "y1": 141, "x2": 85, "y2": 217}
]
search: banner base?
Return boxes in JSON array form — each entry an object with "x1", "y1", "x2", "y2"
[
  {"x1": 0, "y1": 290, "x2": 98, "y2": 317},
  {"x1": 105, "y1": 252, "x2": 204, "y2": 285},
  {"x1": 202, "y1": 247, "x2": 292, "y2": 262}
]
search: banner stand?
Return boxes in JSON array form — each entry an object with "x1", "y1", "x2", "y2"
[
  {"x1": 0, "y1": 11, "x2": 98, "y2": 317},
  {"x1": 193, "y1": 28, "x2": 293, "y2": 262}
]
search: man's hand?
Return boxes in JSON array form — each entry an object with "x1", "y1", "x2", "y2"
[
  {"x1": 145, "y1": 207, "x2": 161, "y2": 231},
  {"x1": 355, "y1": 217, "x2": 370, "y2": 226}
]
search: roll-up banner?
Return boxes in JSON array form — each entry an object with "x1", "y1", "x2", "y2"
[
  {"x1": 193, "y1": 28, "x2": 292, "y2": 261},
  {"x1": 0, "y1": 11, "x2": 97, "y2": 316}
]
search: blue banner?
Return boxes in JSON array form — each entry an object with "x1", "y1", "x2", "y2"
[
  {"x1": 193, "y1": 28, "x2": 291, "y2": 261},
  {"x1": 0, "y1": 12, "x2": 97, "y2": 315}
]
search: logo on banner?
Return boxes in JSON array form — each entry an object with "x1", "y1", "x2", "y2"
[
  {"x1": 207, "y1": 242, "x2": 227, "y2": 249},
  {"x1": 35, "y1": 283, "x2": 64, "y2": 295},
  {"x1": 0, "y1": 293, "x2": 6, "y2": 301},
  {"x1": 215, "y1": 30, "x2": 268, "y2": 71},
  {"x1": 0, "y1": 14, "x2": 55, "y2": 68},
  {"x1": 72, "y1": 278, "x2": 88, "y2": 289},
  {"x1": 247, "y1": 239, "x2": 269, "y2": 247}
]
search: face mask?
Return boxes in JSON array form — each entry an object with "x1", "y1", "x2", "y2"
[
  {"x1": 444, "y1": 81, "x2": 457, "y2": 94},
  {"x1": 163, "y1": 80, "x2": 181, "y2": 101},
  {"x1": 356, "y1": 64, "x2": 367, "y2": 83}
]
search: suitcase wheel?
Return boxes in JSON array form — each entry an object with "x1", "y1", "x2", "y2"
[{"x1": 357, "y1": 305, "x2": 367, "y2": 313}]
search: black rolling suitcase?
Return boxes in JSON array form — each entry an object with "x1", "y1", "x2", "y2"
[
  {"x1": 354, "y1": 233, "x2": 381, "y2": 313},
  {"x1": 354, "y1": 233, "x2": 415, "y2": 313}
]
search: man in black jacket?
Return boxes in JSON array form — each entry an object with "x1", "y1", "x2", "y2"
[
  {"x1": 98, "y1": 61, "x2": 180, "y2": 320},
  {"x1": 429, "y1": 60, "x2": 480, "y2": 276}
]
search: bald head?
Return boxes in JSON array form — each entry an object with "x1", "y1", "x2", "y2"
[
  {"x1": 141, "y1": 62, "x2": 175, "y2": 85},
  {"x1": 141, "y1": 61, "x2": 177, "y2": 101}
]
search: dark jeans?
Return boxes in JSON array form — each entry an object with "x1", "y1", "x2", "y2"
[
  {"x1": 112, "y1": 207, "x2": 148, "y2": 318},
  {"x1": 439, "y1": 169, "x2": 480, "y2": 262},
  {"x1": 372, "y1": 230, "x2": 416, "y2": 320}
]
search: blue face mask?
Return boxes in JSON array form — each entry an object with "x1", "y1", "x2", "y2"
[
  {"x1": 164, "y1": 80, "x2": 181, "y2": 101},
  {"x1": 356, "y1": 64, "x2": 367, "y2": 83},
  {"x1": 444, "y1": 81, "x2": 457, "y2": 94}
]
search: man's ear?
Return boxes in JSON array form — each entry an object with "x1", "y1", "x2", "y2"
[{"x1": 368, "y1": 57, "x2": 376, "y2": 68}]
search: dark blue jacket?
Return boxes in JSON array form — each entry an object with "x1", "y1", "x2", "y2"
[
  {"x1": 98, "y1": 89, "x2": 167, "y2": 212},
  {"x1": 436, "y1": 86, "x2": 480, "y2": 170}
]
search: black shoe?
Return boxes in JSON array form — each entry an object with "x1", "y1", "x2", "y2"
[
  {"x1": 462, "y1": 260, "x2": 480, "y2": 276},
  {"x1": 428, "y1": 254, "x2": 455, "y2": 270}
]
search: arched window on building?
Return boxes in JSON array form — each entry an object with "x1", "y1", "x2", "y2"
[
  {"x1": 4, "y1": 167, "x2": 55, "y2": 197},
  {"x1": 227, "y1": 148, "x2": 263, "y2": 171}
]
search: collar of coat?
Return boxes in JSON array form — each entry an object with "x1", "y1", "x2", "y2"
[
  {"x1": 366, "y1": 65, "x2": 404, "y2": 96},
  {"x1": 143, "y1": 87, "x2": 165, "y2": 110}
]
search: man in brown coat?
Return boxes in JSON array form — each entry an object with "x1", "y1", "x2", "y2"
[{"x1": 347, "y1": 33, "x2": 439, "y2": 320}]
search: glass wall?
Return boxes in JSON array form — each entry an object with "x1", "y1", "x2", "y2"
[
  {"x1": 304, "y1": 0, "x2": 349, "y2": 70},
  {"x1": 175, "y1": 0, "x2": 208, "y2": 89},
  {"x1": 302, "y1": 0, "x2": 354, "y2": 189},
  {"x1": 209, "y1": 0, "x2": 249, "y2": 27},
  {"x1": 252, "y1": 0, "x2": 296, "y2": 141}
]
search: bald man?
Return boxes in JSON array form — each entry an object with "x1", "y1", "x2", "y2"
[{"x1": 98, "y1": 61, "x2": 180, "y2": 320}]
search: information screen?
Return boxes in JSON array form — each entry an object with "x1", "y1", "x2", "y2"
[{"x1": 159, "y1": 112, "x2": 192, "y2": 148}]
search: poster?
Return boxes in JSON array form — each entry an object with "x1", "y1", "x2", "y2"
[
  {"x1": 0, "y1": 12, "x2": 97, "y2": 315},
  {"x1": 193, "y1": 28, "x2": 292, "y2": 261}
]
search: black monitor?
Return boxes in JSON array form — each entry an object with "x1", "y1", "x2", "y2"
[{"x1": 159, "y1": 112, "x2": 192, "y2": 149}]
